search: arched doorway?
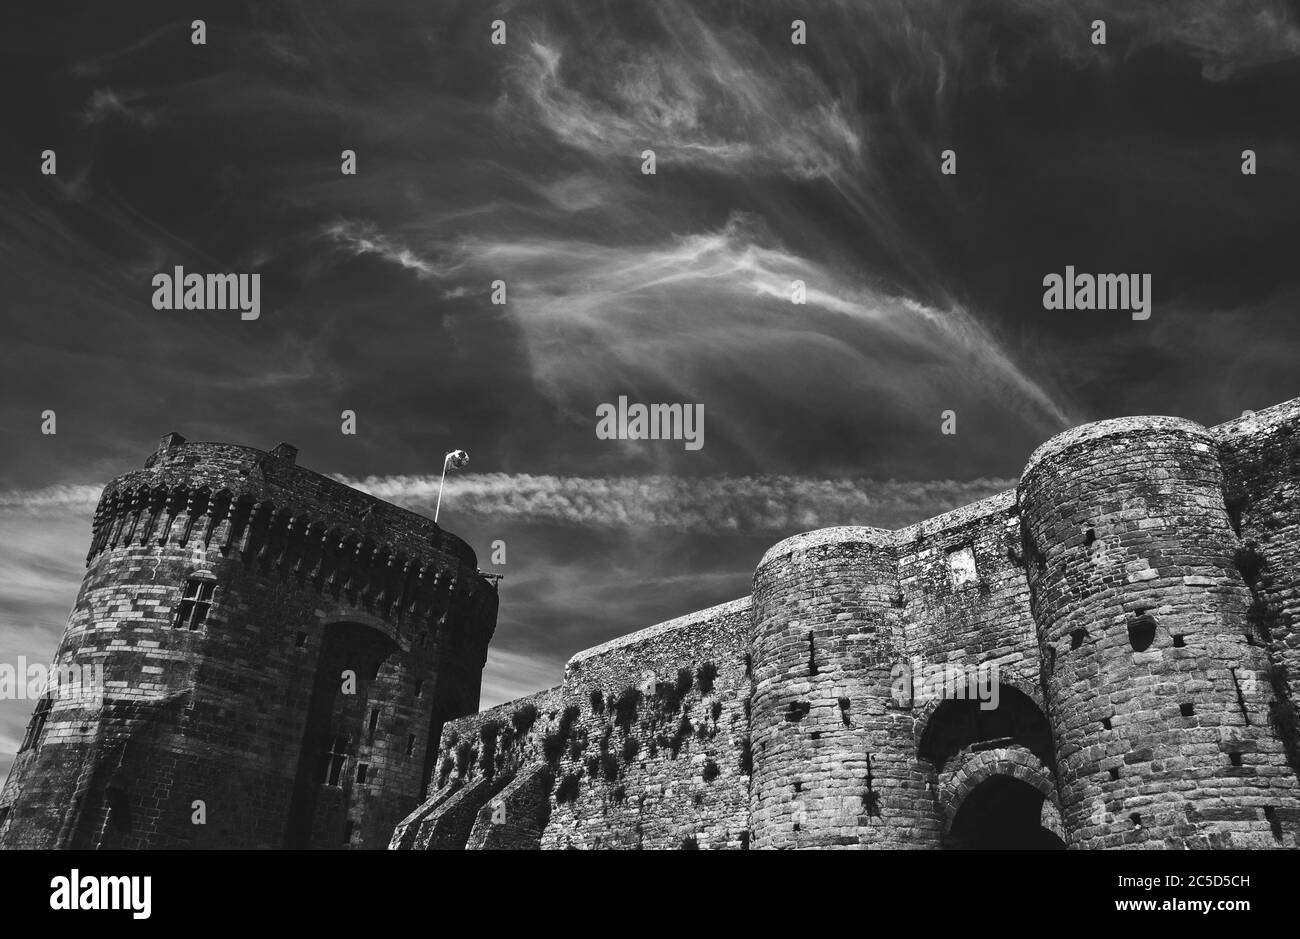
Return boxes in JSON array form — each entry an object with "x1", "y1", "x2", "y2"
[
  {"x1": 916, "y1": 683, "x2": 1055, "y2": 773},
  {"x1": 947, "y1": 775, "x2": 1066, "y2": 849},
  {"x1": 938, "y1": 746, "x2": 1066, "y2": 849},
  {"x1": 915, "y1": 682, "x2": 1067, "y2": 849},
  {"x1": 284, "y1": 621, "x2": 400, "y2": 848}
]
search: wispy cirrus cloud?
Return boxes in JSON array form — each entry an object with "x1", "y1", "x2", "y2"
[
  {"x1": 0, "y1": 484, "x2": 102, "y2": 513},
  {"x1": 80, "y1": 88, "x2": 159, "y2": 128},
  {"x1": 340, "y1": 472, "x2": 1016, "y2": 534},
  {"x1": 324, "y1": 213, "x2": 1074, "y2": 446},
  {"x1": 0, "y1": 473, "x2": 1014, "y2": 535},
  {"x1": 503, "y1": 10, "x2": 864, "y2": 182}
]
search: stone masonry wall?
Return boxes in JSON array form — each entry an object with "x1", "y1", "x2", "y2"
[
  {"x1": 541, "y1": 598, "x2": 753, "y2": 850},
  {"x1": 391, "y1": 685, "x2": 566, "y2": 849},
  {"x1": 896, "y1": 491, "x2": 1051, "y2": 845},
  {"x1": 750, "y1": 529, "x2": 921, "y2": 848},
  {"x1": 1019, "y1": 417, "x2": 1299, "y2": 849}
]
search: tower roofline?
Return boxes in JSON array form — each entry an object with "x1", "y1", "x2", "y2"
[{"x1": 116, "y1": 434, "x2": 479, "y2": 571}]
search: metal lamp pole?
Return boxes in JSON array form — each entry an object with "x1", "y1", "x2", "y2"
[{"x1": 435, "y1": 449, "x2": 468, "y2": 523}]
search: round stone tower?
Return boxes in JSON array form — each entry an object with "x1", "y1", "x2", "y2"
[
  {"x1": 0, "y1": 433, "x2": 497, "y2": 850},
  {"x1": 1019, "y1": 417, "x2": 1298, "y2": 848},
  {"x1": 750, "y1": 527, "x2": 922, "y2": 848}
]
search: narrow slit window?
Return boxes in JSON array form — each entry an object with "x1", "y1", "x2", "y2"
[
  {"x1": 173, "y1": 577, "x2": 215, "y2": 630},
  {"x1": 367, "y1": 708, "x2": 380, "y2": 741},
  {"x1": 1265, "y1": 806, "x2": 1283, "y2": 842},
  {"x1": 406, "y1": 734, "x2": 416, "y2": 757}
]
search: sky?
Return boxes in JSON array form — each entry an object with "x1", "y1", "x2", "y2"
[{"x1": 2, "y1": 0, "x2": 1300, "y2": 780}]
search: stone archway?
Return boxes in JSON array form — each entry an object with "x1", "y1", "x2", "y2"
[
  {"x1": 940, "y1": 746, "x2": 1065, "y2": 849},
  {"x1": 284, "y1": 621, "x2": 400, "y2": 848},
  {"x1": 915, "y1": 681, "x2": 1056, "y2": 774}
]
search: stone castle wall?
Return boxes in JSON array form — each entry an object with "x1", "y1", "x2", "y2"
[
  {"x1": 5, "y1": 397, "x2": 1300, "y2": 851},
  {"x1": 400, "y1": 600, "x2": 753, "y2": 850},
  {"x1": 402, "y1": 396, "x2": 1300, "y2": 850}
]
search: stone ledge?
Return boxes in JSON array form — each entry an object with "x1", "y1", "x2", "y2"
[
  {"x1": 565, "y1": 596, "x2": 751, "y2": 671},
  {"x1": 756, "y1": 526, "x2": 895, "y2": 571},
  {"x1": 1022, "y1": 415, "x2": 1211, "y2": 480}
]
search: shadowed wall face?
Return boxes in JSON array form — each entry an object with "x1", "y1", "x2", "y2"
[{"x1": 1216, "y1": 403, "x2": 1300, "y2": 773}]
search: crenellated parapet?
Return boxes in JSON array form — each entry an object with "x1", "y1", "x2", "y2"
[{"x1": 85, "y1": 434, "x2": 494, "y2": 630}]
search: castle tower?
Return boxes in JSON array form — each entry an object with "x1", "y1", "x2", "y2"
[
  {"x1": 1019, "y1": 417, "x2": 1299, "y2": 848},
  {"x1": 0, "y1": 434, "x2": 497, "y2": 849},
  {"x1": 750, "y1": 528, "x2": 922, "y2": 848}
]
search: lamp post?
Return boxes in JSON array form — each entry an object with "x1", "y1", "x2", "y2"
[{"x1": 434, "y1": 449, "x2": 469, "y2": 523}]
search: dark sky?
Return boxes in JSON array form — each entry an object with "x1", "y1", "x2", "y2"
[{"x1": 3, "y1": 0, "x2": 1300, "y2": 774}]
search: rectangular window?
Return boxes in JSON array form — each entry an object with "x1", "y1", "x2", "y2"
[
  {"x1": 946, "y1": 545, "x2": 979, "y2": 587},
  {"x1": 173, "y1": 578, "x2": 215, "y2": 629},
  {"x1": 19, "y1": 696, "x2": 52, "y2": 752},
  {"x1": 356, "y1": 763, "x2": 369, "y2": 784},
  {"x1": 406, "y1": 734, "x2": 417, "y2": 757},
  {"x1": 323, "y1": 735, "x2": 348, "y2": 786}
]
